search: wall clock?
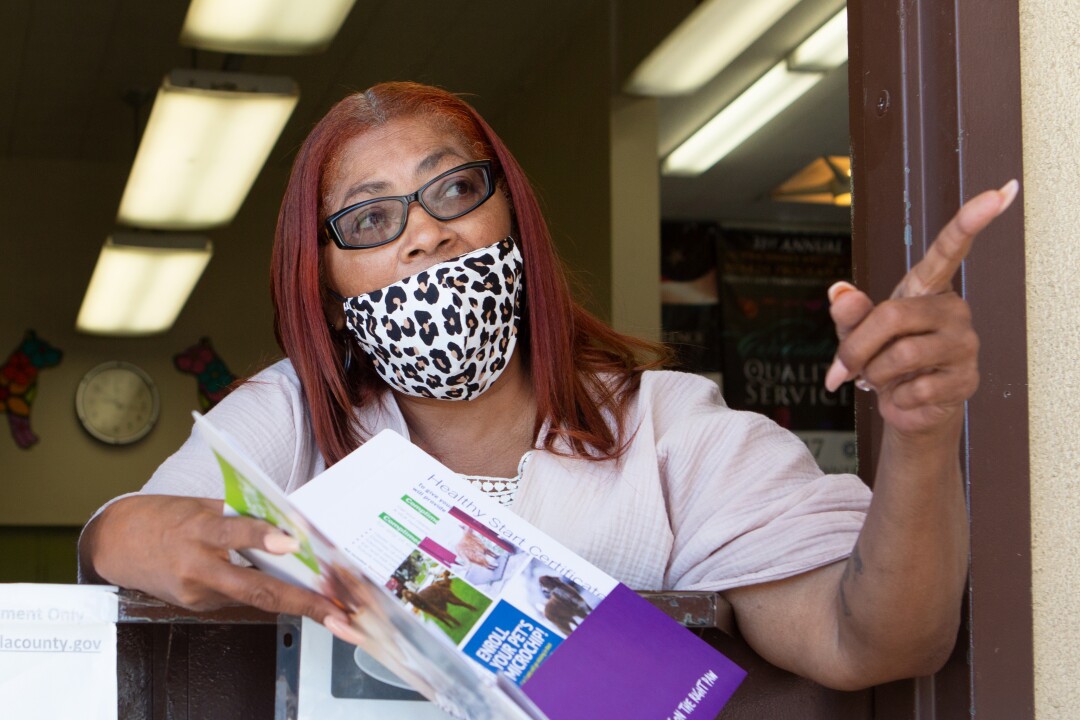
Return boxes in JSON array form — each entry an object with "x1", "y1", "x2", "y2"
[{"x1": 75, "y1": 361, "x2": 160, "y2": 445}]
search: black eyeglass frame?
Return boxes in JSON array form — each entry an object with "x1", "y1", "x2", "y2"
[{"x1": 323, "y1": 160, "x2": 497, "y2": 250}]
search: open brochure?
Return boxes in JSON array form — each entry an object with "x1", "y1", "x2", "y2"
[{"x1": 195, "y1": 412, "x2": 746, "y2": 719}]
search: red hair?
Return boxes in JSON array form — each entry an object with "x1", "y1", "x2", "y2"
[{"x1": 271, "y1": 82, "x2": 668, "y2": 465}]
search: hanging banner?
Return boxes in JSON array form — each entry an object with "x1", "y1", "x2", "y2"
[{"x1": 717, "y1": 229, "x2": 855, "y2": 473}]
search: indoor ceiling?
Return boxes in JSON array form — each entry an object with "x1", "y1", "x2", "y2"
[
  {"x1": 1, "y1": 0, "x2": 850, "y2": 231},
  {"x1": 656, "y1": 0, "x2": 851, "y2": 228}
]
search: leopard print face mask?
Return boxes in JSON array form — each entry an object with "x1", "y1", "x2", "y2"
[{"x1": 339, "y1": 236, "x2": 524, "y2": 401}]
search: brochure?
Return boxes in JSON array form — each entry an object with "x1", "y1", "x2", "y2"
[{"x1": 195, "y1": 412, "x2": 746, "y2": 719}]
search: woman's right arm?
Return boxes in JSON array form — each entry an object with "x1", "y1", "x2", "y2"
[
  {"x1": 80, "y1": 493, "x2": 347, "y2": 622},
  {"x1": 78, "y1": 361, "x2": 347, "y2": 623}
]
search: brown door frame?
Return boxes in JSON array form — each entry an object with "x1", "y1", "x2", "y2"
[{"x1": 848, "y1": 1, "x2": 1032, "y2": 718}]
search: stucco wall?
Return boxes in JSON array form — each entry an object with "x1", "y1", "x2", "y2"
[{"x1": 1018, "y1": 1, "x2": 1080, "y2": 717}]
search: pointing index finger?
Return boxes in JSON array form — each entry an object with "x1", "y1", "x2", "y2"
[{"x1": 892, "y1": 179, "x2": 1019, "y2": 299}]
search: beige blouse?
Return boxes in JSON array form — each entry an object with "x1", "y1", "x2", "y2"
[{"x1": 121, "y1": 361, "x2": 870, "y2": 591}]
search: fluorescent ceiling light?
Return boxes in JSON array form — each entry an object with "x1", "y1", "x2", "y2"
[
  {"x1": 625, "y1": 0, "x2": 803, "y2": 96},
  {"x1": 663, "y1": 62, "x2": 825, "y2": 176},
  {"x1": 76, "y1": 234, "x2": 213, "y2": 336},
  {"x1": 180, "y1": 0, "x2": 358, "y2": 55},
  {"x1": 661, "y1": 7, "x2": 849, "y2": 177},
  {"x1": 789, "y1": 9, "x2": 849, "y2": 71},
  {"x1": 117, "y1": 69, "x2": 298, "y2": 230}
]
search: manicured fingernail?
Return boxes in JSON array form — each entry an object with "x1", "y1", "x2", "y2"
[
  {"x1": 265, "y1": 532, "x2": 301, "y2": 555},
  {"x1": 827, "y1": 281, "x2": 857, "y2": 304},
  {"x1": 324, "y1": 615, "x2": 363, "y2": 645},
  {"x1": 323, "y1": 615, "x2": 347, "y2": 639},
  {"x1": 855, "y1": 377, "x2": 874, "y2": 392},
  {"x1": 825, "y1": 357, "x2": 850, "y2": 392},
  {"x1": 997, "y1": 179, "x2": 1020, "y2": 213}
]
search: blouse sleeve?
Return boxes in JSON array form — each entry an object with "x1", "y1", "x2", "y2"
[
  {"x1": 140, "y1": 360, "x2": 322, "y2": 499},
  {"x1": 647, "y1": 373, "x2": 871, "y2": 592},
  {"x1": 77, "y1": 361, "x2": 322, "y2": 583}
]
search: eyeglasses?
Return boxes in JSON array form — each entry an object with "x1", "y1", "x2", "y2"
[{"x1": 324, "y1": 160, "x2": 496, "y2": 250}]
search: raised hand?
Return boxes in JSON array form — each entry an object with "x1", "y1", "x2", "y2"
[{"x1": 824, "y1": 180, "x2": 1019, "y2": 436}]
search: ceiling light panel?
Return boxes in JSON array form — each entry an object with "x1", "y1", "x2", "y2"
[
  {"x1": 663, "y1": 62, "x2": 825, "y2": 176},
  {"x1": 76, "y1": 235, "x2": 213, "y2": 336},
  {"x1": 789, "y1": 9, "x2": 849, "y2": 71},
  {"x1": 180, "y1": 0, "x2": 358, "y2": 55},
  {"x1": 117, "y1": 70, "x2": 298, "y2": 230},
  {"x1": 626, "y1": 0, "x2": 804, "y2": 96}
]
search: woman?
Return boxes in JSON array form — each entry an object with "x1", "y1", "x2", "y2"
[{"x1": 80, "y1": 82, "x2": 1018, "y2": 690}]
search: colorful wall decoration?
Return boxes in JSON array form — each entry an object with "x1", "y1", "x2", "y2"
[
  {"x1": 1, "y1": 330, "x2": 63, "y2": 449},
  {"x1": 173, "y1": 337, "x2": 237, "y2": 411}
]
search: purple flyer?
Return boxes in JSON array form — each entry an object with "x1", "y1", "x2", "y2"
[{"x1": 522, "y1": 584, "x2": 746, "y2": 719}]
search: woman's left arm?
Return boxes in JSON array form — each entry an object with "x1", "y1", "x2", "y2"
[{"x1": 724, "y1": 180, "x2": 1019, "y2": 690}]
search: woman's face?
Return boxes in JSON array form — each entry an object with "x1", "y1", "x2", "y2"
[{"x1": 321, "y1": 116, "x2": 512, "y2": 304}]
